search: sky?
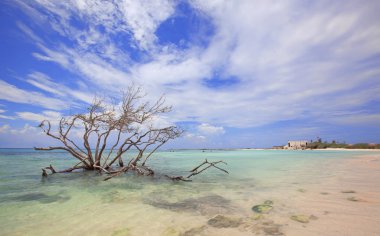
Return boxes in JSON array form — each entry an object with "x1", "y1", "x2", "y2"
[{"x1": 0, "y1": 0, "x2": 380, "y2": 148}]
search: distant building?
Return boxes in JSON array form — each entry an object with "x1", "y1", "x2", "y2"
[{"x1": 284, "y1": 140, "x2": 308, "y2": 150}]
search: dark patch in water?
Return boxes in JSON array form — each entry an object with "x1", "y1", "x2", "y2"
[
  {"x1": 181, "y1": 225, "x2": 207, "y2": 236},
  {"x1": 101, "y1": 190, "x2": 128, "y2": 203},
  {"x1": 144, "y1": 194, "x2": 234, "y2": 216},
  {"x1": 13, "y1": 193, "x2": 47, "y2": 201},
  {"x1": 10, "y1": 192, "x2": 70, "y2": 204},
  {"x1": 207, "y1": 215, "x2": 242, "y2": 228},
  {"x1": 240, "y1": 218, "x2": 284, "y2": 235},
  {"x1": 261, "y1": 222, "x2": 283, "y2": 235}
]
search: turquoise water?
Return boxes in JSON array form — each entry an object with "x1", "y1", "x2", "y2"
[{"x1": 0, "y1": 149, "x2": 373, "y2": 235}]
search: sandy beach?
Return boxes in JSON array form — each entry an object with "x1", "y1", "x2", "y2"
[
  {"x1": 186, "y1": 151, "x2": 380, "y2": 236},
  {"x1": 319, "y1": 148, "x2": 380, "y2": 152},
  {"x1": 281, "y1": 153, "x2": 380, "y2": 236}
]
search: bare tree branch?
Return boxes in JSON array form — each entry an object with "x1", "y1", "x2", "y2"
[
  {"x1": 36, "y1": 85, "x2": 184, "y2": 180},
  {"x1": 166, "y1": 159, "x2": 229, "y2": 182}
]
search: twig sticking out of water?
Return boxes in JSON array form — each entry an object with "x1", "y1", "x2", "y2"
[{"x1": 166, "y1": 159, "x2": 229, "y2": 182}]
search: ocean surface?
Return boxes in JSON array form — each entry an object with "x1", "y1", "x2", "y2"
[{"x1": 0, "y1": 148, "x2": 378, "y2": 235}]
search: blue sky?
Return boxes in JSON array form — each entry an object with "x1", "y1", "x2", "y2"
[{"x1": 0, "y1": 0, "x2": 380, "y2": 148}]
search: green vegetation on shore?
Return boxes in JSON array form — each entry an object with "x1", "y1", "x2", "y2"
[{"x1": 307, "y1": 139, "x2": 380, "y2": 149}]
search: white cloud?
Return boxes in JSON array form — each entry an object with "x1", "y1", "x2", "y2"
[
  {"x1": 0, "y1": 123, "x2": 39, "y2": 135},
  {"x1": 329, "y1": 113, "x2": 380, "y2": 125},
  {"x1": 18, "y1": 0, "x2": 175, "y2": 51},
  {"x1": 10, "y1": 0, "x2": 380, "y2": 131},
  {"x1": 0, "y1": 123, "x2": 59, "y2": 148},
  {"x1": 27, "y1": 72, "x2": 66, "y2": 96},
  {"x1": 0, "y1": 109, "x2": 15, "y2": 120},
  {"x1": 16, "y1": 110, "x2": 62, "y2": 124},
  {"x1": 0, "y1": 124, "x2": 10, "y2": 133},
  {"x1": 0, "y1": 80, "x2": 69, "y2": 110},
  {"x1": 184, "y1": 133, "x2": 206, "y2": 142},
  {"x1": 149, "y1": 115, "x2": 175, "y2": 129},
  {"x1": 198, "y1": 123, "x2": 225, "y2": 135},
  {"x1": 26, "y1": 71, "x2": 94, "y2": 104},
  {"x1": 29, "y1": 45, "x2": 131, "y2": 92},
  {"x1": 124, "y1": 0, "x2": 380, "y2": 128},
  {"x1": 16, "y1": 124, "x2": 39, "y2": 134},
  {"x1": 117, "y1": 0, "x2": 176, "y2": 50}
]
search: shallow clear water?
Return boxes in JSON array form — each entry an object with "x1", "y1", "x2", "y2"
[{"x1": 0, "y1": 149, "x2": 376, "y2": 235}]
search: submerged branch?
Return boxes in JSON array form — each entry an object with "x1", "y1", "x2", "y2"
[
  {"x1": 103, "y1": 166, "x2": 129, "y2": 181},
  {"x1": 41, "y1": 163, "x2": 87, "y2": 177},
  {"x1": 165, "y1": 175, "x2": 192, "y2": 182},
  {"x1": 41, "y1": 158, "x2": 228, "y2": 183},
  {"x1": 166, "y1": 159, "x2": 229, "y2": 182}
]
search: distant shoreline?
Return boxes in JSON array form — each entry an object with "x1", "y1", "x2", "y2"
[
  {"x1": 178, "y1": 148, "x2": 380, "y2": 151},
  {"x1": 1, "y1": 147, "x2": 379, "y2": 152},
  {"x1": 239, "y1": 148, "x2": 380, "y2": 151},
  {"x1": 313, "y1": 148, "x2": 380, "y2": 151}
]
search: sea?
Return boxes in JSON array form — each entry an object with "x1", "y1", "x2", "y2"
[{"x1": 0, "y1": 148, "x2": 378, "y2": 235}]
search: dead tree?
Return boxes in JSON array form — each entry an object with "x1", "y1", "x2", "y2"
[{"x1": 35, "y1": 85, "x2": 183, "y2": 178}]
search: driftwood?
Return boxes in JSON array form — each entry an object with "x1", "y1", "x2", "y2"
[
  {"x1": 103, "y1": 164, "x2": 154, "y2": 181},
  {"x1": 41, "y1": 163, "x2": 87, "y2": 176},
  {"x1": 41, "y1": 158, "x2": 229, "y2": 183},
  {"x1": 165, "y1": 159, "x2": 229, "y2": 182},
  {"x1": 165, "y1": 175, "x2": 192, "y2": 182}
]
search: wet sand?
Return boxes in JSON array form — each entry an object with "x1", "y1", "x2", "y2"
[
  {"x1": 282, "y1": 154, "x2": 380, "y2": 236},
  {"x1": 210, "y1": 154, "x2": 379, "y2": 236},
  {"x1": 130, "y1": 152, "x2": 380, "y2": 236}
]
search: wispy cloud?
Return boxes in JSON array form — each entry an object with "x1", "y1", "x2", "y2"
[
  {"x1": 11, "y1": 1, "x2": 380, "y2": 124},
  {"x1": 0, "y1": 109, "x2": 15, "y2": 120},
  {"x1": 0, "y1": 80, "x2": 68, "y2": 110},
  {"x1": 0, "y1": 124, "x2": 10, "y2": 133},
  {"x1": 198, "y1": 123, "x2": 225, "y2": 135},
  {"x1": 328, "y1": 112, "x2": 380, "y2": 125},
  {"x1": 16, "y1": 110, "x2": 62, "y2": 124},
  {"x1": 0, "y1": 123, "x2": 39, "y2": 135},
  {"x1": 1, "y1": 0, "x2": 380, "y2": 147},
  {"x1": 0, "y1": 123, "x2": 59, "y2": 148},
  {"x1": 26, "y1": 71, "x2": 94, "y2": 104},
  {"x1": 17, "y1": 0, "x2": 176, "y2": 51},
  {"x1": 184, "y1": 133, "x2": 206, "y2": 142}
]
